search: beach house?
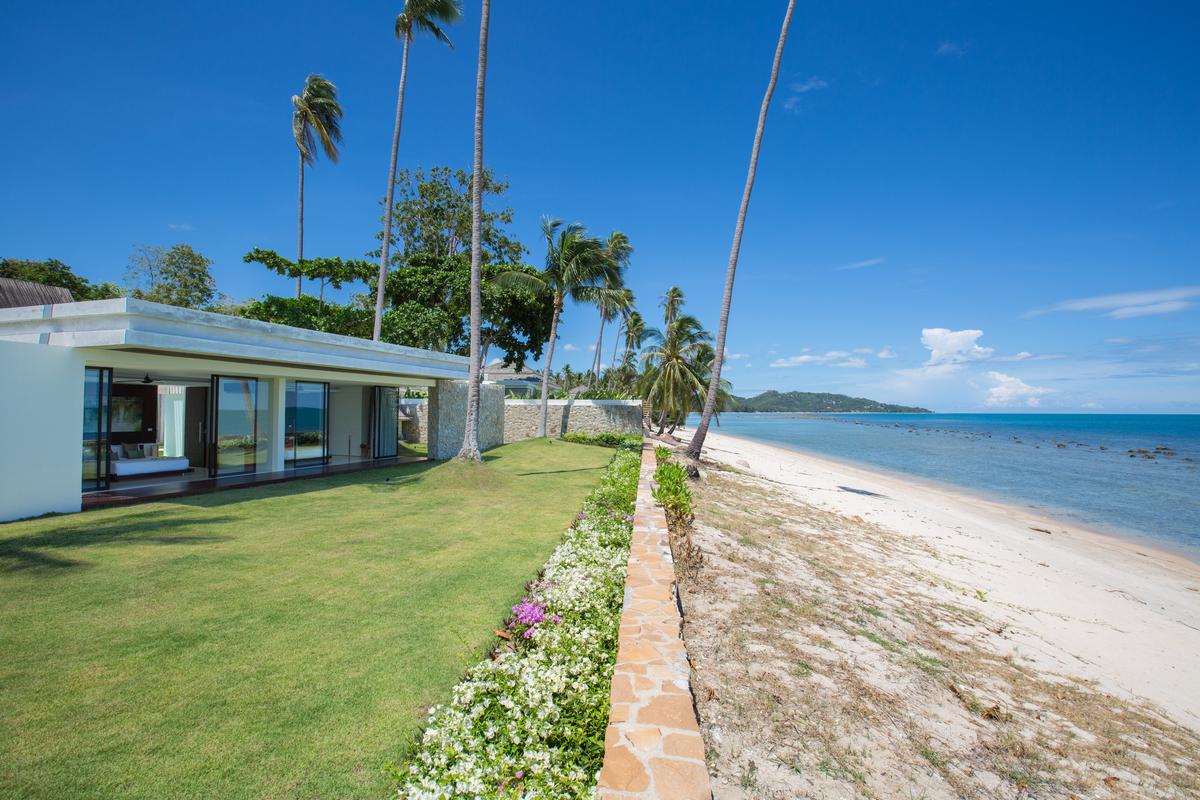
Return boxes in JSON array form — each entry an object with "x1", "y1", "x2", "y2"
[{"x1": 0, "y1": 296, "x2": 473, "y2": 522}]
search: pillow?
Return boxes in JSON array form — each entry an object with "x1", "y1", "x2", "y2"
[
  {"x1": 110, "y1": 445, "x2": 123, "y2": 460},
  {"x1": 122, "y1": 443, "x2": 144, "y2": 459}
]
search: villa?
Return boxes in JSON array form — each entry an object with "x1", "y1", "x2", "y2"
[{"x1": 0, "y1": 297, "x2": 472, "y2": 522}]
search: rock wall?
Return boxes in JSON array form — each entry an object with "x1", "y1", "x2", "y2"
[
  {"x1": 504, "y1": 400, "x2": 643, "y2": 442},
  {"x1": 426, "y1": 381, "x2": 504, "y2": 459},
  {"x1": 398, "y1": 400, "x2": 427, "y2": 443}
]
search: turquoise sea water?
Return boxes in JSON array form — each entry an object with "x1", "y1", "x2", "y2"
[{"x1": 711, "y1": 413, "x2": 1200, "y2": 561}]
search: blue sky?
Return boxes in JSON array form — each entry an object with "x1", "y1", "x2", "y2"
[{"x1": 3, "y1": 1, "x2": 1197, "y2": 412}]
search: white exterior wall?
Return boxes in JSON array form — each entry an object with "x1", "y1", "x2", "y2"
[{"x1": 0, "y1": 340, "x2": 86, "y2": 521}]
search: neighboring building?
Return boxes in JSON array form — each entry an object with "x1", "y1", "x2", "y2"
[
  {"x1": 483, "y1": 362, "x2": 558, "y2": 397},
  {"x1": 0, "y1": 276, "x2": 74, "y2": 308},
  {"x1": 0, "y1": 297, "x2": 473, "y2": 522}
]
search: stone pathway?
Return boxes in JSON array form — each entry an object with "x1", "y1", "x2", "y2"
[{"x1": 596, "y1": 445, "x2": 711, "y2": 800}]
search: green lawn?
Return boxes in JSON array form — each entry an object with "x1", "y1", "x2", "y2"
[{"x1": 0, "y1": 439, "x2": 614, "y2": 800}]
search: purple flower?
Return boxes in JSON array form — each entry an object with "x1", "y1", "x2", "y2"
[{"x1": 512, "y1": 597, "x2": 547, "y2": 626}]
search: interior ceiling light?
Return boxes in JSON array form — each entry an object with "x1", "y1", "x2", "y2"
[{"x1": 141, "y1": 374, "x2": 155, "y2": 384}]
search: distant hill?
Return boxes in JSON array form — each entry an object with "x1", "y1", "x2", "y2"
[{"x1": 729, "y1": 391, "x2": 932, "y2": 414}]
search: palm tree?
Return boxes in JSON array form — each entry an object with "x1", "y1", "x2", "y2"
[
  {"x1": 607, "y1": 288, "x2": 636, "y2": 388},
  {"x1": 372, "y1": 0, "x2": 463, "y2": 342},
  {"x1": 457, "y1": 0, "x2": 490, "y2": 460},
  {"x1": 640, "y1": 313, "x2": 712, "y2": 433},
  {"x1": 660, "y1": 285, "x2": 685, "y2": 324},
  {"x1": 590, "y1": 232, "x2": 632, "y2": 386},
  {"x1": 497, "y1": 218, "x2": 621, "y2": 437},
  {"x1": 688, "y1": 0, "x2": 796, "y2": 460},
  {"x1": 293, "y1": 74, "x2": 344, "y2": 299},
  {"x1": 589, "y1": 284, "x2": 632, "y2": 389}
]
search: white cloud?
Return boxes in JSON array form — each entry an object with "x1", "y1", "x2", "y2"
[
  {"x1": 877, "y1": 347, "x2": 897, "y2": 359},
  {"x1": 769, "y1": 350, "x2": 851, "y2": 368},
  {"x1": 588, "y1": 344, "x2": 597, "y2": 351},
  {"x1": 744, "y1": 363, "x2": 753, "y2": 369},
  {"x1": 725, "y1": 350, "x2": 749, "y2": 360},
  {"x1": 983, "y1": 371, "x2": 1055, "y2": 408},
  {"x1": 835, "y1": 357, "x2": 869, "y2": 369},
  {"x1": 1082, "y1": 402, "x2": 1104, "y2": 409},
  {"x1": 937, "y1": 41, "x2": 965, "y2": 57},
  {"x1": 563, "y1": 344, "x2": 582, "y2": 351},
  {"x1": 168, "y1": 223, "x2": 194, "y2": 230},
  {"x1": 854, "y1": 348, "x2": 875, "y2": 354},
  {"x1": 921, "y1": 328, "x2": 994, "y2": 366},
  {"x1": 783, "y1": 76, "x2": 828, "y2": 113},
  {"x1": 487, "y1": 357, "x2": 502, "y2": 366},
  {"x1": 1026, "y1": 285, "x2": 1200, "y2": 319},
  {"x1": 835, "y1": 257, "x2": 885, "y2": 271},
  {"x1": 791, "y1": 76, "x2": 828, "y2": 93},
  {"x1": 1104, "y1": 337, "x2": 1135, "y2": 344}
]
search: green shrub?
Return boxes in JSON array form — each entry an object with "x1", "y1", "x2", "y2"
[
  {"x1": 652, "y1": 461, "x2": 694, "y2": 525},
  {"x1": 560, "y1": 432, "x2": 642, "y2": 450},
  {"x1": 654, "y1": 445, "x2": 671, "y2": 465}
]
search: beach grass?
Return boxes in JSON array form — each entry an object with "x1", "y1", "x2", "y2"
[{"x1": 0, "y1": 438, "x2": 612, "y2": 800}]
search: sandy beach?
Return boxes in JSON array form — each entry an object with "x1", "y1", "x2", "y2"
[{"x1": 669, "y1": 427, "x2": 1200, "y2": 798}]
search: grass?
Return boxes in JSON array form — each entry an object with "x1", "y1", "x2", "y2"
[{"x1": 0, "y1": 438, "x2": 614, "y2": 800}]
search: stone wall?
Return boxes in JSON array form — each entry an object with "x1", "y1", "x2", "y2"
[
  {"x1": 504, "y1": 400, "x2": 643, "y2": 442},
  {"x1": 426, "y1": 380, "x2": 505, "y2": 459},
  {"x1": 596, "y1": 443, "x2": 711, "y2": 799},
  {"x1": 398, "y1": 399, "x2": 427, "y2": 443}
]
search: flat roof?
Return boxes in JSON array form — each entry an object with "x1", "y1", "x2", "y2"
[{"x1": 0, "y1": 298, "x2": 470, "y2": 382}]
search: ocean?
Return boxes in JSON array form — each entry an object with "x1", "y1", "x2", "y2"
[{"x1": 710, "y1": 413, "x2": 1200, "y2": 561}]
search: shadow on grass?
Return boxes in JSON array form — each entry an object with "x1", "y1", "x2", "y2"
[{"x1": 0, "y1": 510, "x2": 237, "y2": 573}]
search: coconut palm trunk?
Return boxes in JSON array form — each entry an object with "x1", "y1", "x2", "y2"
[
  {"x1": 687, "y1": 0, "x2": 795, "y2": 460},
  {"x1": 538, "y1": 301, "x2": 562, "y2": 437},
  {"x1": 297, "y1": 154, "x2": 305, "y2": 298},
  {"x1": 591, "y1": 314, "x2": 605, "y2": 388},
  {"x1": 458, "y1": 0, "x2": 490, "y2": 460},
  {"x1": 373, "y1": 36, "x2": 411, "y2": 341}
]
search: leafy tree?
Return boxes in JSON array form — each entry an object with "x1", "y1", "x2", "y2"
[
  {"x1": 497, "y1": 218, "x2": 623, "y2": 438},
  {"x1": 641, "y1": 312, "x2": 712, "y2": 434},
  {"x1": 374, "y1": 166, "x2": 526, "y2": 269},
  {"x1": 243, "y1": 248, "x2": 374, "y2": 312},
  {"x1": 237, "y1": 295, "x2": 372, "y2": 338},
  {"x1": 0, "y1": 258, "x2": 122, "y2": 301},
  {"x1": 379, "y1": 255, "x2": 550, "y2": 369},
  {"x1": 124, "y1": 244, "x2": 217, "y2": 308},
  {"x1": 293, "y1": 74, "x2": 344, "y2": 299},
  {"x1": 374, "y1": 0, "x2": 464, "y2": 342},
  {"x1": 689, "y1": 0, "x2": 795, "y2": 460}
]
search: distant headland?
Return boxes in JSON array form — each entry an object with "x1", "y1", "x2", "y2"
[{"x1": 729, "y1": 390, "x2": 933, "y2": 414}]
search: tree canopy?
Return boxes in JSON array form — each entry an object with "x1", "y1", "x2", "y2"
[
  {"x1": 374, "y1": 165, "x2": 526, "y2": 268},
  {"x1": 0, "y1": 258, "x2": 122, "y2": 301},
  {"x1": 124, "y1": 244, "x2": 217, "y2": 308}
]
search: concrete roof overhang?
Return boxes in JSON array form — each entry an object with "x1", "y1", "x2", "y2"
[{"x1": 0, "y1": 298, "x2": 469, "y2": 386}]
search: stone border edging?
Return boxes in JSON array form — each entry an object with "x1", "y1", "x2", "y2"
[{"x1": 596, "y1": 444, "x2": 712, "y2": 800}]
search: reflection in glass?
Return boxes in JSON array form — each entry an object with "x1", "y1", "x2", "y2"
[
  {"x1": 210, "y1": 377, "x2": 268, "y2": 477},
  {"x1": 373, "y1": 386, "x2": 400, "y2": 458},
  {"x1": 286, "y1": 381, "x2": 329, "y2": 464},
  {"x1": 82, "y1": 367, "x2": 112, "y2": 491}
]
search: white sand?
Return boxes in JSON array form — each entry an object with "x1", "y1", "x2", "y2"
[{"x1": 685, "y1": 427, "x2": 1200, "y2": 731}]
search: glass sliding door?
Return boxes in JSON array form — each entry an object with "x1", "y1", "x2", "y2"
[
  {"x1": 371, "y1": 386, "x2": 400, "y2": 459},
  {"x1": 82, "y1": 367, "x2": 113, "y2": 491},
  {"x1": 286, "y1": 381, "x2": 329, "y2": 466},
  {"x1": 209, "y1": 376, "x2": 268, "y2": 477}
]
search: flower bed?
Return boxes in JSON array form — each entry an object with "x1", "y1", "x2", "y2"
[{"x1": 397, "y1": 444, "x2": 642, "y2": 799}]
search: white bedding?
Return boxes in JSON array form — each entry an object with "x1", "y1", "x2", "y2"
[{"x1": 111, "y1": 456, "x2": 190, "y2": 477}]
